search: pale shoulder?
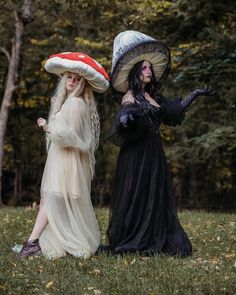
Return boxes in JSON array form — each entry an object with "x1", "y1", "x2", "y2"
[{"x1": 121, "y1": 90, "x2": 135, "y2": 105}]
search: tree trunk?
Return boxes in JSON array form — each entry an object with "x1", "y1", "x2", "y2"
[{"x1": 0, "y1": 0, "x2": 32, "y2": 207}]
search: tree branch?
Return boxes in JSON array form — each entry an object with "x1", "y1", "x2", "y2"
[
  {"x1": 0, "y1": 47, "x2": 11, "y2": 63},
  {"x1": 20, "y1": 0, "x2": 33, "y2": 24}
]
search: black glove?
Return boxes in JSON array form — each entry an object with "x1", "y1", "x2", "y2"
[
  {"x1": 181, "y1": 85, "x2": 215, "y2": 111},
  {"x1": 120, "y1": 113, "x2": 134, "y2": 127}
]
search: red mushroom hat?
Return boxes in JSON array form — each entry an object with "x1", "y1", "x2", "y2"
[{"x1": 44, "y1": 52, "x2": 109, "y2": 93}]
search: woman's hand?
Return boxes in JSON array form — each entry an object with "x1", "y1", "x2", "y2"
[
  {"x1": 120, "y1": 113, "x2": 134, "y2": 127},
  {"x1": 192, "y1": 85, "x2": 216, "y2": 97},
  {"x1": 181, "y1": 85, "x2": 216, "y2": 111},
  {"x1": 37, "y1": 117, "x2": 48, "y2": 132}
]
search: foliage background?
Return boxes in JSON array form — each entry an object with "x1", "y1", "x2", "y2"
[{"x1": 0, "y1": 0, "x2": 236, "y2": 209}]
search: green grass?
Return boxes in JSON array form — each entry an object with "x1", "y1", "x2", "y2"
[{"x1": 0, "y1": 207, "x2": 235, "y2": 295}]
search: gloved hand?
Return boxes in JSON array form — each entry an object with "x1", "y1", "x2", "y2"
[
  {"x1": 181, "y1": 85, "x2": 215, "y2": 110},
  {"x1": 120, "y1": 113, "x2": 134, "y2": 127},
  {"x1": 191, "y1": 85, "x2": 215, "y2": 97}
]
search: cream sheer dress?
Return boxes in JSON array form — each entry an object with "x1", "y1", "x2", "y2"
[{"x1": 39, "y1": 96, "x2": 100, "y2": 258}]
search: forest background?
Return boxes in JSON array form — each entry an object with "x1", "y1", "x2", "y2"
[{"x1": 0, "y1": 0, "x2": 235, "y2": 210}]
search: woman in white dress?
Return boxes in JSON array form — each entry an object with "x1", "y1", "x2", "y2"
[{"x1": 19, "y1": 52, "x2": 109, "y2": 258}]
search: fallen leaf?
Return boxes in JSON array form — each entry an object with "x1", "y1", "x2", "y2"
[
  {"x1": 94, "y1": 269, "x2": 101, "y2": 274},
  {"x1": 223, "y1": 253, "x2": 235, "y2": 258},
  {"x1": 9, "y1": 260, "x2": 17, "y2": 267},
  {"x1": 130, "y1": 258, "x2": 136, "y2": 265},
  {"x1": 124, "y1": 259, "x2": 128, "y2": 266},
  {"x1": 0, "y1": 284, "x2": 6, "y2": 290},
  {"x1": 46, "y1": 281, "x2": 54, "y2": 289}
]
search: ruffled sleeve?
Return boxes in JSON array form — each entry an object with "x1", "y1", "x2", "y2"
[
  {"x1": 48, "y1": 97, "x2": 92, "y2": 151},
  {"x1": 160, "y1": 95, "x2": 185, "y2": 126},
  {"x1": 109, "y1": 103, "x2": 148, "y2": 146}
]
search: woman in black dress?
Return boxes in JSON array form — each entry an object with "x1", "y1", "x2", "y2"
[{"x1": 105, "y1": 30, "x2": 214, "y2": 257}]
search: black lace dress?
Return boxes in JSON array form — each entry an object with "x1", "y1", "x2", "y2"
[{"x1": 106, "y1": 97, "x2": 192, "y2": 257}]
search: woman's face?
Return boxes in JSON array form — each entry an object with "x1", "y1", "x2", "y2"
[
  {"x1": 140, "y1": 60, "x2": 152, "y2": 87},
  {"x1": 65, "y1": 72, "x2": 81, "y2": 93}
]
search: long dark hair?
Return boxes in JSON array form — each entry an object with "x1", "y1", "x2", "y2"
[{"x1": 128, "y1": 60, "x2": 159, "y2": 103}]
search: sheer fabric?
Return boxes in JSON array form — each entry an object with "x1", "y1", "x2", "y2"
[{"x1": 39, "y1": 96, "x2": 100, "y2": 258}]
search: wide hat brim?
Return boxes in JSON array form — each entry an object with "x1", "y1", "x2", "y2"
[
  {"x1": 111, "y1": 40, "x2": 171, "y2": 93},
  {"x1": 44, "y1": 52, "x2": 109, "y2": 93}
]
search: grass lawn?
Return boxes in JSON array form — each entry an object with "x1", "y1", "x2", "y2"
[{"x1": 0, "y1": 206, "x2": 235, "y2": 295}]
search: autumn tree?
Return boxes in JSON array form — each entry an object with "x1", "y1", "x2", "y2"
[{"x1": 0, "y1": 0, "x2": 32, "y2": 206}]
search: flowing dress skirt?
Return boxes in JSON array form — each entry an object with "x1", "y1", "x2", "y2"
[
  {"x1": 107, "y1": 132, "x2": 192, "y2": 256},
  {"x1": 39, "y1": 143, "x2": 100, "y2": 258}
]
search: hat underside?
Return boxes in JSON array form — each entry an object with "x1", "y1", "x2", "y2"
[{"x1": 111, "y1": 41, "x2": 170, "y2": 93}]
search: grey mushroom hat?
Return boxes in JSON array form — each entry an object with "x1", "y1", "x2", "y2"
[{"x1": 110, "y1": 30, "x2": 171, "y2": 93}]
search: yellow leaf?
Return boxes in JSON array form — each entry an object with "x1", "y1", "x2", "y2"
[
  {"x1": 9, "y1": 260, "x2": 17, "y2": 267},
  {"x1": 224, "y1": 253, "x2": 235, "y2": 258},
  {"x1": 94, "y1": 269, "x2": 101, "y2": 274},
  {"x1": 46, "y1": 281, "x2": 54, "y2": 289},
  {"x1": 130, "y1": 258, "x2": 136, "y2": 265}
]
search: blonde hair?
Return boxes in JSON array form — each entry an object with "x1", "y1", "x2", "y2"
[
  {"x1": 46, "y1": 72, "x2": 100, "y2": 178},
  {"x1": 84, "y1": 87, "x2": 100, "y2": 178}
]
